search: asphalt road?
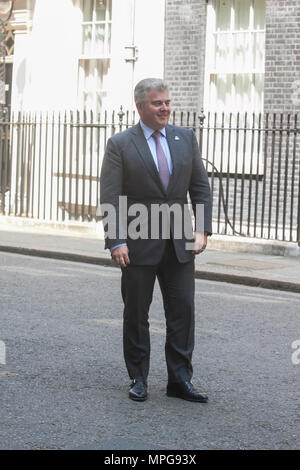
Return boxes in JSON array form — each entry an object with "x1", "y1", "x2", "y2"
[{"x1": 0, "y1": 252, "x2": 299, "y2": 450}]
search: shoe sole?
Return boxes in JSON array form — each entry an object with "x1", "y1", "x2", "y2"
[
  {"x1": 129, "y1": 394, "x2": 148, "y2": 402},
  {"x1": 166, "y1": 391, "x2": 208, "y2": 403}
]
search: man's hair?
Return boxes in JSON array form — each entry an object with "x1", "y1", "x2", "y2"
[{"x1": 134, "y1": 78, "x2": 169, "y2": 106}]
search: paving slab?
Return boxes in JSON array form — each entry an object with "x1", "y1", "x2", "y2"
[{"x1": 0, "y1": 222, "x2": 299, "y2": 293}]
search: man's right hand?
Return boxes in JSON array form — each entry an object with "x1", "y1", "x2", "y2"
[{"x1": 111, "y1": 245, "x2": 130, "y2": 268}]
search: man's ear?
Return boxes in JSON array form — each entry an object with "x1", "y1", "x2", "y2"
[{"x1": 136, "y1": 102, "x2": 143, "y2": 114}]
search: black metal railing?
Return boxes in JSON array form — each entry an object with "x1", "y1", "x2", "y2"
[{"x1": 0, "y1": 109, "x2": 299, "y2": 244}]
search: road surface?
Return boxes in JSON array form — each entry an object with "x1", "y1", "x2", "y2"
[{"x1": 0, "y1": 252, "x2": 299, "y2": 450}]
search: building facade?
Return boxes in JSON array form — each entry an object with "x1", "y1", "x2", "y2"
[
  {"x1": 164, "y1": 0, "x2": 299, "y2": 243},
  {"x1": 4, "y1": 0, "x2": 300, "y2": 115},
  {"x1": 165, "y1": 0, "x2": 300, "y2": 115},
  {"x1": 7, "y1": 0, "x2": 165, "y2": 114},
  {"x1": 2, "y1": 0, "x2": 299, "y2": 242}
]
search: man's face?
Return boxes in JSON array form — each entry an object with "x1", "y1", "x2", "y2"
[{"x1": 136, "y1": 89, "x2": 171, "y2": 130}]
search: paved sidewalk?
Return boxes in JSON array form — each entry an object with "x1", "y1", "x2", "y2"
[{"x1": 0, "y1": 222, "x2": 299, "y2": 293}]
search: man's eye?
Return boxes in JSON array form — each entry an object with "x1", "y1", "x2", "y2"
[{"x1": 152, "y1": 101, "x2": 170, "y2": 106}]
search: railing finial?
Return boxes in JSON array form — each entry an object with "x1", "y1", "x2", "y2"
[
  {"x1": 198, "y1": 108, "x2": 206, "y2": 127},
  {"x1": 118, "y1": 105, "x2": 125, "y2": 126}
]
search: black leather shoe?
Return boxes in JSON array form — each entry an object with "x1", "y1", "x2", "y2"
[
  {"x1": 129, "y1": 379, "x2": 148, "y2": 401},
  {"x1": 167, "y1": 381, "x2": 208, "y2": 402}
]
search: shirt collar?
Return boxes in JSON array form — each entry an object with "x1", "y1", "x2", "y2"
[{"x1": 140, "y1": 120, "x2": 167, "y2": 140}]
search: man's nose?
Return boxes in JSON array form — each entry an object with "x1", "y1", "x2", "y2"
[{"x1": 160, "y1": 102, "x2": 169, "y2": 111}]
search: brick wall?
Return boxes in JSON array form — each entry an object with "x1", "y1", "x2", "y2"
[
  {"x1": 263, "y1": 1, "x2": 300, "y2": 244},
  {"x1": 264, "y1": 0, "x2": 300, "y2": 113},
  {"x1": 164, "y1": 0, "x2": 207, "y2": 112},
  {"x1": 165, "y1": 0, "x2": 300, "y2": 114},
  {"x1": 164, "y1": 0, "x2": 300, "y2": 242}
]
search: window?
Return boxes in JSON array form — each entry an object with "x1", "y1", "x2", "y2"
[
  {"x1": 203, "y1": 0, "x2": 266, "y2": 174},
  {"x1": 81, "y1": 0, "x2": 112, "y2": 59},
  {"x1": 204, "y1": 0, "x2": 265, "y2": 113},
  {"x1": 77, "y1": 58, "x2": 110, "y2": 113},
  {"x1": 78, "y1": 0, "x2": 112, "y2": 112}
]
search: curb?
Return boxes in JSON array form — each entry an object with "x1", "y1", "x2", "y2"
[
  {"x1": 207, "y1": 236, "x2": 300, "y2": 257},
  {"x1": 0, "y1": 245, "x2": 113, "y2": 268},
  {"x1": 194, "y1": 270, "x2": 300, "y2": 293},
  {"x1": 1, "y1": 245, "x2": 299, "y2": 294},
  {"x1": 1, "y1": 216, "x2": 299, "y2": 257}
]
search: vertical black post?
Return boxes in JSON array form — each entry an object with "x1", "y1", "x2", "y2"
[
  {"x1": 240, "y1": 112, "x2": 247, "y2": 234},
  {"x1": 282, "y1": 114, "x2": 290, "y2": 241},
  {"x1": 255, "y1": 113, "x2": 262, "y2": 238},
  {"x1": 96, "y1": 111, "x2": 101, "y2": 219},
  {"x1": 30, "y1": 112, "x2": 37, "y2": 218},
  {"x1": 14, "y1": 111, "x2": 21, "y2": 216},
  {"x1": 20, "y1": 112, "x2": 26, "y2": 216},
  {"x1": 275, "y1": 114, "x2": 283, "y2": 240},
  {"x1": 8, "y1": 111, "x2": 14, "y2": 215},
  {"x1": 88, "y1": 110, "x2": 94, "y2": 221},
  {"x1": 297, "y1": 117, "x2": 300, "y2": 246},
  {"x1": 43, "y1": 112, "x2": 48, "y2": 219},
  {"x1": 225, "y1": 113, "x2": 232, "y2": 235},
  {"x1": 232, "y1": 113, "x2": 240, "y2": 235},
  {"x1": 50, "y1": 112, "x2": 55, "y2": 221},
  {"x1": 26, "y1": 112, "x2": 32, "y2": 217},
  {"x1": 37, "y1": 112, "x2": 42, "y2": 219},
  {"x1": 75, "y1": 111, "x2": 80, "y2": 220},
  {"x1": 56, "y1": 112, "x2": 61, "y2": 222},
  {"x1": 205, "y1": 111, "x2": 211, "y2": 173},
  {"x1": 247, "y1": 113, "x2": 255, "y2": 236},
  {"x1": 290, "y1": 114, "x2": 297, "y2": 242},
  {"x1": 297, "y1": 181, "x2": 300, "y2": 246},
  {"x1": 211, "y1": 113, "x2": 217, "y2": 211},
  {"x1": 68, "y1": 111, "x2": 73, "y2": 221},
  {"x1": 217, "y1": 112, "x2": 224, "y2": 234},
  {"x1": 198, "y1": 108, "x2": 205, "y2": 159},
  {"x1": 0, "y1": 118, "x2": 4, "y2": 213},
  {"x1": 171, "y1": 110, "x2": 175, "y2": 126},
  {"x1": 62, "y1": 112, "x2": 67, "y2": 222},
  {"x1": 81, "y1": 109, "x2": 87, "y2": 221},
  {"x1": 267, "y1": 113, "x2": 275, "y2": 239},
  {"x1": 254, "y1": 113, "x2": 262, "y2": 238}
]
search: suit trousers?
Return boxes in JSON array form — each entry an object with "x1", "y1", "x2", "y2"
[{"x1": 121, "y1": 239, "x2": 195, "y2": 383}]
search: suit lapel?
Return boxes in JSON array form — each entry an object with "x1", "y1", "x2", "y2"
[{"x1": 165, "y1": 125, "x2": 181, "y2": 194}]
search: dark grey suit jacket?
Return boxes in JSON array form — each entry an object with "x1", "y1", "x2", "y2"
[{"x1": 100, "y1": 123, "x2": 212, "y2": 265}]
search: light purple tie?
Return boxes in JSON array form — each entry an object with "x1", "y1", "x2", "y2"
[{"x1": 152, "y1": 131, "x2": 170, "y2": 190}]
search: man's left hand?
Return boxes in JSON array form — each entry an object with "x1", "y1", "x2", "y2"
[{"x1": 192, "y1": 232, "x2": 208, "y2": 255}]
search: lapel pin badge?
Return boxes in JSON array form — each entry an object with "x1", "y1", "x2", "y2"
[{"x1": 175, "y1": 136, "x2": 180, "y2": 140}]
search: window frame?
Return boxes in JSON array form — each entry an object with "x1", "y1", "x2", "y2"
[
  {"x1": 77, "y1": 0, "x2": 112, "y2": 113},
  {"x1": 204, "y1": 0, "x2": 266, "y2": 114},
  {"x1": 79, "y1": 0, "x2": 112, "y2": 60}
]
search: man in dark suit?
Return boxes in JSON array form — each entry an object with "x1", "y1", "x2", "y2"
[{"x1": 100, "y1": 78, "x2": 212, "y2": 402}]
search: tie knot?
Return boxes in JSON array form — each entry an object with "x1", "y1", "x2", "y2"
[{"x1": 153, "y1": 130, "x2": 161, "y2": 140}]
